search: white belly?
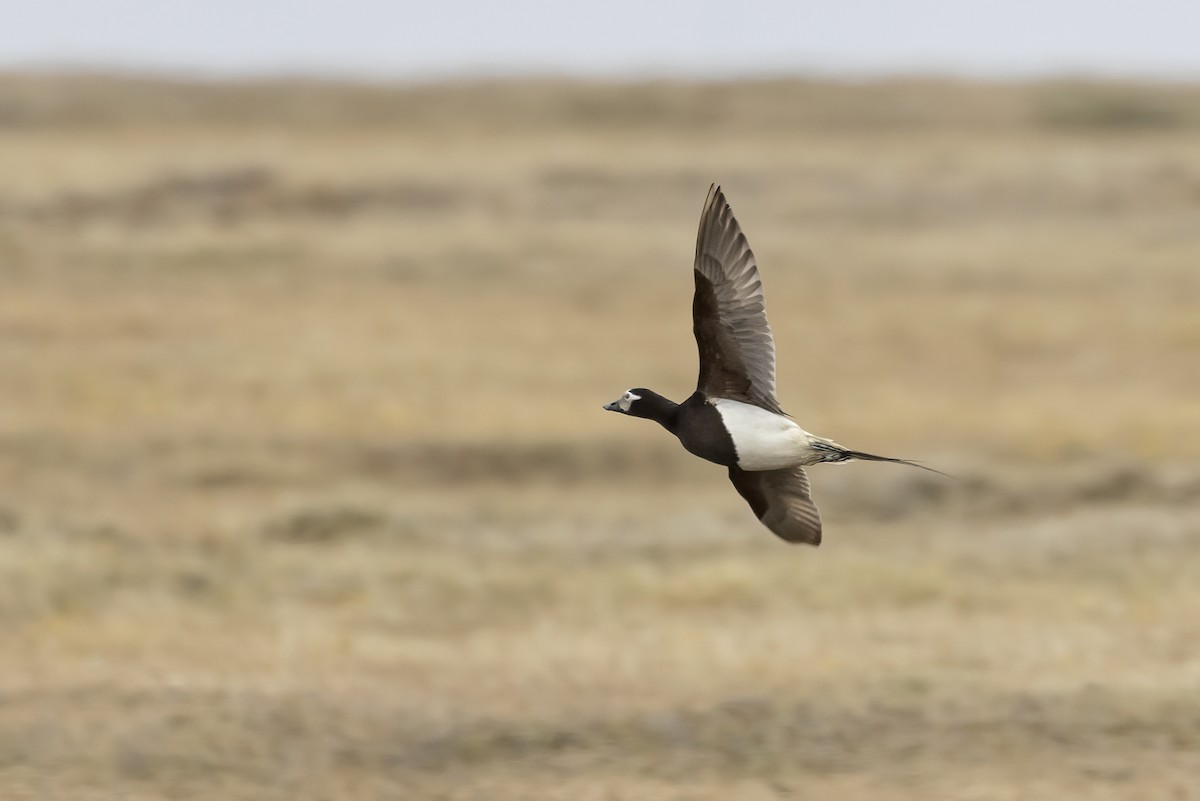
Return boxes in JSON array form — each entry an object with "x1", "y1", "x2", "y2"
[{"x1": 710, "y1": 398, "x2": 811, "y2": 470}]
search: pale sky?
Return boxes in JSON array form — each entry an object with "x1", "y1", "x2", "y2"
[{"x1": 3, "y1": 0, "x2": 1200, "y2": 79}]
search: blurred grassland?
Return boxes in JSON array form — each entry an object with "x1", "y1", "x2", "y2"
[{"x1": 1, "y1": 74, "x2": 1199, "y2": 800}]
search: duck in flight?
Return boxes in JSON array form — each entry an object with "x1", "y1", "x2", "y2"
[{"x1": 604, "y1": 184, "x2": 943, "y2": 546}]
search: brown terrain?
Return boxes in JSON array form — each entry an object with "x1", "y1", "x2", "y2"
[{"x1": 0, "y1": 74, "x2": 1199, "y2": 799}]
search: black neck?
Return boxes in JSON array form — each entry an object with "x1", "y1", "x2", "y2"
[{"x1": 632, "y1": 391, "x2": 680, "y2": 431}]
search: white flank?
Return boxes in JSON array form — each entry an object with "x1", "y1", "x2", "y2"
[{"x1": 710, "y1": 398, "x2": 812, "y2": 471}]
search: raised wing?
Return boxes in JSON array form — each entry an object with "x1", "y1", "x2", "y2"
[
  {"x1": 728, "y1": 465, "x2": 822, "y2": 545},
  {"x1": 692, "y1": 184, "x2": 782, "y2": 414}
]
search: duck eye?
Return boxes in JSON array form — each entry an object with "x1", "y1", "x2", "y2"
[{"x1": 624, "y1": 392, "x2": 632, "y2": 400}]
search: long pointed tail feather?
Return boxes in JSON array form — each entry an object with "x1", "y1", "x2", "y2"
[{"x1": 839, "y1": 450, "x2": 954, "y2": 478}]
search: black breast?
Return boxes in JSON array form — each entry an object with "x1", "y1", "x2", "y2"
[{"x1": 672, "y1": 393, "x2": 738, "y2": 467}]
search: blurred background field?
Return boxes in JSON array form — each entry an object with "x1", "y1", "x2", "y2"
[{"x1": 1, "y1": 74, "x2": 1200, "y2": 800}]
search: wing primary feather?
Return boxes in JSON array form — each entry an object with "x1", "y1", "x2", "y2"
[
  {"x1": 691, "y1": 185, "x2": 783, "y2": 414},
  {"x1": 728, "y1": 466, "x2": 822, "y2": 546}
]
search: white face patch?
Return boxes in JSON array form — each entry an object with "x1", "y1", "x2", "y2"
[{"x1": 618, "y1": 389, "x2": 641, "y2": 412}]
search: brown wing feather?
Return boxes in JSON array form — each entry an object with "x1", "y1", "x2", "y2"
[
  {"x1": 693, "y1": 184, "x2": 782, "y2": 414},
  {"x1": 728, "y1": 465, "x2": 822, "y2": 546}
]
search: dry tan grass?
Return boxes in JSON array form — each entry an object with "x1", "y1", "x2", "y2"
[{"x1": 1, "y1": 74, "x2": 1199, "y2": 799}]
